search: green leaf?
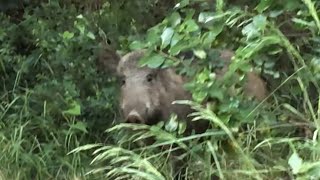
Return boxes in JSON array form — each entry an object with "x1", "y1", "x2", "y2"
[
  {"x1": 242, "y1": 22, "x2": 260, "y2": 40},
  {"x1": 193, "y1": 90, "x2": 208, "y2": 102},
  {"x1": 165, "y1": 114, "x2": 179, "y2": 132},
  {"x1": 201, "y1": 31, "x2": 218, "y2": 46},
  {"x1": 208, "y1": 88, "x2": 224, "y2": 101},
  {"x1": 199, "y1": 12, "x2": 230, "y2": 24},
  {"x1": 311, "y1": 57, "x2": 320, "y2": 72},
  {"x1": 242, "y1": 15, "x2": 267, "y2": 40},
  {"x1": 76, "y1": 24, "x2": 85, "y2": 34},
  {"x1": 161, "y1": 27, "x2": 174, "y2": 49},
  {"x1": 86, "y1": 32, "x2": 95, "y2": 40},
  {"x1": 129, "y1": 41, "x2": 146, "y2": 50},
  {"x1": 161, "y1": 59, "x2": 177, "y2": 68},
  {"x1": 255, "y1": 0, "x2": 274, "y2": 13},
  {"x1": 198, "y1": 12, "x2": 215, "y2": 23},
  {"x1": 70, "y1": 122, "x2": 88, "y2": 133},
  {"x1": 170, "y1": 32, "x2": 184, "y2": 47},
  {"x1": 139, "y1": 54, "x2": 166, "y2": 68},
  {"x1": 292, "y1": 18, "x2": 316, "y2": 28},
  {"x1": 193, "y1": 49, "x2": 207, "y2": 59},
  {"x1": 216, "y1": 0, "x2": 224, "y2": 12},
  {"x1": 62, "y1": 31, "x2": 74, "y2": 40},
  {"x1": 288, "y1": 152, "x2": 303, "y2": 174},
  {"x1": 63, "y1": 101, "x2": 81, "y2": 116},
  {"x1": 147, "y1": 28, "x2": 161, "y2": 44},
  {"x1": 169, "y1": 41, "x2": 189, "y2": 55},
  {"x1": 253, "y1": 14, "x2": 267, "y2": 30},
  {"x1": 76, "y1": 14, "x2": 84, "y2": 19},
  {"x1": 68, "y1": 144, "x2": 103, "y2": 154},
  {"x1": 269, "y1": 10, "x2": 283, "y2": 18},
  {"x1": 184, "y1": 19, "x2": 199, "y2": 32},
  {"x1": 178, "y1": 121, "x2": 187, "y2": 134},
  {"x1": 174, "y1": 0, "x2": 189, "y2": 9},
  {"x1": 169, "y1": 12, "x2": 181, "y2": 27}
]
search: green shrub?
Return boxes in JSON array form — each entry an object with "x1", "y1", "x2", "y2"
[{"x1": 1, "y1": 0, "x2": 320, "y2": 179}]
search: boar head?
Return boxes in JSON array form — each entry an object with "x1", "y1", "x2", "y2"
[{"x1": 98, "y1": 45, "x2": 192, "y2": 126}]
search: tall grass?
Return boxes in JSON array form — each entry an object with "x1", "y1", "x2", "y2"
[
  {"x1": 1, "y1": 0, "x2": 320, "y2": 179},
  {"x1": 71, "y1": 1, "x2": 320, "y2": 179}
]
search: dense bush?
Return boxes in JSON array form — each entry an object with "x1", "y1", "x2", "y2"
[
  {"x1": 1, "y1": 0, "x2": 320, "y2": 179},
  {"x1": 0, "y1": 0, "x2": 172, "y2": 179}
]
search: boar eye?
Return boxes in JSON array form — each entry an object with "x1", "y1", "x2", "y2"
[
  {"x1": 146, "y1": 74, "x2": 153, "y2": 82},
  {"x1": 120, "y1": 77, "x2": 126, "y2": 86}
]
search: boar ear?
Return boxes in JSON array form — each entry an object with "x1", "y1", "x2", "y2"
[
  {"x1": 219, "y1": 49, "x2": 234, "y2": 63},
  {"x1": 97, "y1": 42, "x2": 121, "y2": 75}
]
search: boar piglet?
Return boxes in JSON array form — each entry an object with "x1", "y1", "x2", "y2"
[{"x1": 98, "y1": 46, "x2": 195, "y2": 130}]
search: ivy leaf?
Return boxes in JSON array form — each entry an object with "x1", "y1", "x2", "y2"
[{"x1": 161, "y1": 27, "x2": 174, "y2": 49}]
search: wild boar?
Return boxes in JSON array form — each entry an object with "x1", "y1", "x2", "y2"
[{"x1": 98, "y1": 44, "x2": 268, "y2": 132}]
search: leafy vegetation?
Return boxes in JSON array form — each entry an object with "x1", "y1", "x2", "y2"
[{"x1": 1, "y1": 0, "x2": 320, "y2": 179}]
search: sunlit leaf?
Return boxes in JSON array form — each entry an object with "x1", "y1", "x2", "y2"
[
  {"x1": 165, "y1": 114, "x2": 179, "y2": 132},
  {"x1": 288, "y1": 152, "x2": 303, "y2": 174},
  {"x1": 87, "y1": 32, "x2": 95, "y2": 40},
  {"x1": 193, "y1": 49, "x2": 207, "y2": 59},
  {"x1": 62, "y1": 31, "x2": 74, "y2": 40},
  {"x1": 161, "y1": 27, "x2": 174, "y2": 49},
  {"x1": 253, "y1": 15, "x2": 267, "y2": 30}
]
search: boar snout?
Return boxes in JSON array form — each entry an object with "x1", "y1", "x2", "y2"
[{"x1": 125, "y1": 110, "x2": 145, "y2": 124}]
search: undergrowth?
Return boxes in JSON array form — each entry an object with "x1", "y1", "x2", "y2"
[{"x1": 1, "y1": 0, "x2": 320, "y2": 180}]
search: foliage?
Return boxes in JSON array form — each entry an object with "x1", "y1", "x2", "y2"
[
  {"x1": 0, "y1": 0, "x2": 173, "y2": 179},
  {"x1": 1, "y1": 0, "x2": 320, "y2": 180}
]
